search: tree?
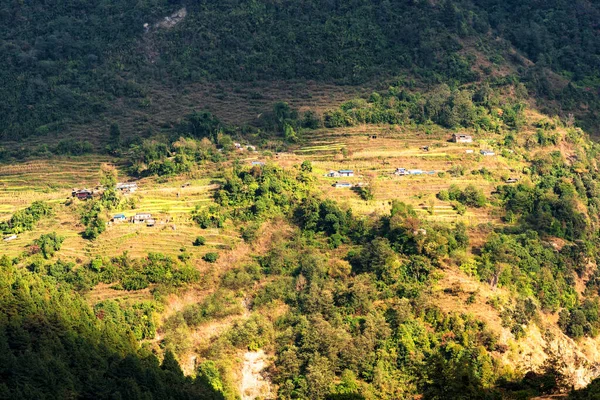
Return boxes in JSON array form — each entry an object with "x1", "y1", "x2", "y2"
[
  {"x1": 203, "y1": 252, "x2": 219, "y2": 263},
  {"x1": 284, "y1": 123, "x2": 298, "y2": 142},
  {"x1": 301, "y1": 161, "x2": 313, "y2": 172},
  {"x1": 32, "y1": 232, "x2": 64, "y2": 259},
  {"x1": 109, "y1": 122, "x2": 121, "y2": 143}
]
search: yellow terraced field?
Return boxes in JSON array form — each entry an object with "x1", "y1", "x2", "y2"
[
  {"x1": 1, "y1": 123, "x2": 524, "y2": 261},
  {"x1": 293, "y1": 124, "x2": 525, "y2": 226},
  {"x1": 0, "y1": 158, "x2": 239, "y2": 261}
]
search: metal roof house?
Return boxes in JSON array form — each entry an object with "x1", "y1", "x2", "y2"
[
  {"x1": 251, "y1": 161, "x2": 265, "y2": 167},
  {"x1": 74, "y1": 189, "x2": 93, "y2": 200},
  {"x1": 453, "y1": 133, "x2": 473, "y2": 143},
  {"x1": 480, "y1": 149, "x2": 495, "y2": 156},
  {"x1": 116, "y1": 182, "x2": 137, "y2": 193},
  {"x1": 338, "y1": 170, "x2": 354, "y2": 177},
  {"x1": 113, "y1": 214, "x2": 127, "y2": 222},
  {"x1": 333, "y1": 181, "x2": 353, "y2": 188},
  {"x1": 326, "y1": 170, "x2": 341, "y2": 178}
]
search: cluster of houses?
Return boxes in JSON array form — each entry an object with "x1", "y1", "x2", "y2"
[
  {"x1": 325, "y1": 169, "x2": 354, "y2": 178},
  {"x1": 72, "y1": 182, "x2": 138, "y2": 201},
  {"x1": 235, "y1": 143, "x2": 257, "y2": 152},
  {"x1": 112, "y1": 212, "x2": 156, "y2": 226},
  {"x1": 452, "y1": 134, "x2": 495, "y2": 156}
]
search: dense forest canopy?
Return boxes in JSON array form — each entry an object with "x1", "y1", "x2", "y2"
[{"x1": 0, "y1": 0, "x2": 599, "y2": 140}]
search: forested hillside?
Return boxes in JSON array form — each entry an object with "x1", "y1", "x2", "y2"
[
  {"x1": 3, "y1": 1, "x2": 600, "y2": 399},
  {"x1": 0, "y1": 0, "x2": 599, "y2": 142}
]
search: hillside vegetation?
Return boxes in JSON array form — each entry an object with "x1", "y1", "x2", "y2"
[
  {"x1": 3, "y1": 91, "x2": 600, "y2": 398},
  {"x1": 3, "y1": 1, "x2": 600, "y2": 399},
  {"x1": 1, "y1": 0, "x2": 599, "y2": 145}
]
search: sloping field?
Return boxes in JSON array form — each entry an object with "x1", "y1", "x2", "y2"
[
  {"x1": 292, "y1": 124, "x2": 526, "y2": 226},
  {"x1": 0, "y1": 159, "x2": 238, "y2": 260}
]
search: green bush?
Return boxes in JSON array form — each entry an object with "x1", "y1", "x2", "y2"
[
  {"x1": 31, "y1": 232, "x2": 64, "y2": 259},
  {"x1": 203, "y1": 252, "x2": 219, "y2": 263}
]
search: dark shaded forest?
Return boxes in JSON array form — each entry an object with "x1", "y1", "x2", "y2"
[{"x1": 0, "y1": 0, "x2": 599, "y2": 141}]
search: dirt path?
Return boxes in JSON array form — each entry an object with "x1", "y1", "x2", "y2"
[{"x1": 239, "y1": 350, "x2": 273, "y2": 400}]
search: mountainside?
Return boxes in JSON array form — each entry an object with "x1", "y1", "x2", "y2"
[
  {"x1": 1, "y1": 0, "x2": 599, "y2": 144},
  {"x1": 3, "y1": 1, "x2": 600, "y2": 399}
]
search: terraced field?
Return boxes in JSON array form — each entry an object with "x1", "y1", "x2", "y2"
[
  {"x1": 293, "y1": 125, "x2": 528, "y2": 226},
  {"x1": 0, "y1": 158, "x2": 238, "y2": 260},
  {"x1": 0, "y1": 123, "x2": 531, "y2": 261}
]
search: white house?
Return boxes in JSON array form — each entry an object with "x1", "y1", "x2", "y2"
[
  {"x1": 334, "y1": 181, "x2": 353, "y2": 188},
  {"x1": 326, "y1": 170, "x2": 341, "y2": 178},
  {"x1": 480, "y1": 149, "x2": 495, "y2": 156},
  {"x1": 132, "y1": 213, "x2": 152, "y2": 223},
  {"x1": 338, "y1": 170, "x2": 354, "y2": 177},
  {"x1": 453, "y1": 134, "x2": 473, "y2": 143},
  {"x1": 116, "y1": 182, "x2": 137, "y2": 193}
]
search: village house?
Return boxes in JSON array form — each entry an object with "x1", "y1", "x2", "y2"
[
  {"x1": 396, "y1": 168, "x2": 435, "y2": 176},
  {"x1": 251, "y1": 161, "x2": 265, "y2": 167},
  {"x1": 505, "y1": 178, "x2": 519, "y2": 184},
  {"x1": 480, "y1": 149, "x2": 495, "y2": 156},
  {"x1": 132, "y1": 213, "x2": 152, "y2": 224},
  {"x1": 112, "y1": 214, "x2": 127, "y2": 223},
  {"x1": 453, "y1": 133, "x2": 473, "y2": 143},
  {"x1": 73, "y1": 189, "x2": 93, "y2": 200},
  {"x1": 325, "y1": 170, "x2": 341, "y2": 178},
  {"x1": 3, "y1": 234, "x2": 17, "y2": 242},
  {"x1": 333, "y1": 181, "x2": 353, "y2": 188},
  {"x1": 146, "y1": 219, "x2": 156, "y2": 227},
  {"x1": 338, "y1": 169, "x2": 354, "y2": 177},
  {"x1": 116, "y1": 182, "x2": 137, "y2": 193}
]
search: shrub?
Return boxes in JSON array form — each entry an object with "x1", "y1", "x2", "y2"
[
  {"x1": 121, "y1": 274, "x2": 149, "y2": 291},
  {"x1": 203, "y1": 252, "x2": 219, "y2": 263},
  {"x1": 193, "y1": 236, "x2": 206, "y2": 246},
  {"x1": 437, "y1": 190, "x2": 450, "y2": 201},
  {"x1": 241, "y1": 224, "x2": 260, "y2": 243}
]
